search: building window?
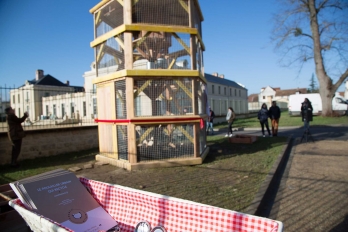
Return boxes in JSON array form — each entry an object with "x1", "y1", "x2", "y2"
[
  {"x1": 234, "y1": 89, "x2": 237, "y2": 96},
  {"x1": 218, "y1": 86, "x2": 221, "y2": 94},
  {"x1": 13, "y1": 95, "x2": 15, "y2": 104},
  {"x1": 93, "y1": 98, "x2": 97, "y2": 116},
  {"x1": 70, "y1": 103, "x2": 75, "y2": 114},
  {"x1": 271, "y1": 96, "x2": 273, "y2": 99},
  {"x1": 18, "y1": 108, "x2": 21, "y2": 117},
  {"x1": 230, "y1": 88, "x2": 232, "y2": 96},
  {"x1": 83, "y1": 101, "x2": 86, "y2": 116},
  {"x1": 61, "y1": 103, "x2": 65, "y2": 117},
  {"x1": 239, "y1": 90, "x2": 241, "y2": 97},
  {"x1": 26, "y1": 92, "x2": 29, "y2": 102},
  {"x1": 212, "y1": 85, "x2": 215, "y2": 94},
  {"x1": 263, "y1": 96, "x2": 265, "y2": 99},
  {"x1": 45, "y1": 92, "x2": 50, "y2": 97},
  {"x1": 18, "y1": 94, "x2": 20, "y2": 103},
  {"x1": 53, "y1": 104, "x2": 56, "y2": 116},
  {"x1": 46, "y1": 105, "x2": 49, "y2": 116}
]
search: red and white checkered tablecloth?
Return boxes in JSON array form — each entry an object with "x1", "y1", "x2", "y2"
[{"x1": 80, "y1": 178, "x2": 282, "y2": 232}]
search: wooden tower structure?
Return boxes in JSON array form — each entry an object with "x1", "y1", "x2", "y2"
[{"x1": 90, "y1": 0, "x2": 208, "y2": 170}]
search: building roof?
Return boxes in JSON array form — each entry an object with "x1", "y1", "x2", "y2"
[
  {"x1": 205, "y1": 73, "x2": 246, "y2": 90},
  {"x1": 248, "y1": 94, "x2": 259, "y2": 102},
  {"x1": 21, "y1": 74, "x2": 84, "y2": 92},
  {"x1": 261, "y1": 86, "x2": 280, "y2": 91},
  {"x1": 275, "y1": 88, "x2": 307, "y2": 97},
  {"x1": 337, "y1": 92, "x2": 345, "y2": 97}
]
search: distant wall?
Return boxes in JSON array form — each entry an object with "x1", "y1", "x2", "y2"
[{"x1": 0, "y1": 126, "x2": 98, "y2": 165}]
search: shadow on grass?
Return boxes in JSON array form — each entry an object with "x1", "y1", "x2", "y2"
[
  {"x1": 204, "y1": 136, "x2": 287, "y2": 164},
  {"x1": 0, "y1": 148, "x2": 99, "y2": 185}
]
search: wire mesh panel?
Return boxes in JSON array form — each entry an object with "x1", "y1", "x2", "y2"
[
  {"x1": 132, "y1": 0, "x2": 189, "y2": 26},
  {"x1": 117, "y1": 125, "x2": 128, "y2": 160},
  {"x1": 94, "y1": 0, "x2": 123, "y2": 38},
  {"x1": 191, "y1": 1, "x2": 202, "y2": 36},
  {"x1": 96, "y1": 33, "x2": 125, "y2": 75},
  {"x1": 134, "y1": 78, "x2": 193, "y2": 117},
  {"x1": 197, "y1": 80, "x2": 207, "y2": 115},
  {"x1": 115, "y1": 80, "x2": 127, "y2": 119},
  {"x1": 136, "y1": 123, "x2": 194, "y2": 162},
  {"x1": 132, "y1": 32, "x2": 191, "y2": 70},
  {"x1": 199, "y1": 120, "x2": 207, "y2": 155},
  {"x1": 196, "y1": 38, "x2": 204, "y2": 76}
]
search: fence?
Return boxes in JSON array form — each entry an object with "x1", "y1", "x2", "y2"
[{"x1": 0, "y1": 86, "x2": 97, "y2": 132}]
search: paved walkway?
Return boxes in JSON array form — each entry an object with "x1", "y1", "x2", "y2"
[
  {"x1": 269, "y1": 139, "x2": 348, "y2": 231},
  {"x1": 214, "y1": 125, "x2": 348, "y2": 231}
]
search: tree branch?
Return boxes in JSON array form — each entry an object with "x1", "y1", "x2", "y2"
[{"x1": 332, "y1": 68, "x2": 348, "y2": 90}]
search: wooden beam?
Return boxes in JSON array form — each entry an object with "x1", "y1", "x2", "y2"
[
  {"x1": 134, "y1": 80, "x2": 152, "y2": 98},
  {"x1": 116, "y1": 0, "x2": 123, "y2": 7},
  {"x1": 168, "y1": 57, "x2": 177, "y2": 69},
  {"x1": 92, "y1": 69, "x2": 203, "y2": 84},
  {"x1": 90, "y1": 25, "x2": 126, "y2": 48},
  {"x1": 133, "y1": 31, "x2": 151, "y2": 48},
  {"x1": 126, "y1": 24, "x2": 198, "y2": 34},
  {"x1": 96, "y1": 43, "x2": 105, "y2": 63},
  {"x1": 95, "y1": 11, "x2": 101, "y2": 26},
  {"x1": 90, "y1": 0, "x2": 113, "y2": 14},
  {"x1": 172, "y1": 32, "x2": 191, "y2": 55},
  {"x1": 178, "y1": 0, "x2": 189, "y2": 13},
  {"x1": 175, "y1": 80, "x2": 192, "y2": 99},
  {"x1": 177, "y1": 126, "x2": 194, "y2": 143},
  {"x1": 126, "y1": 77, "x2": 137, "y2": 164},
  {"x1": 115, "y1": 36, "x2": 124, "y2": 49},
  {"x1": 137, "y1": 127, "x2": 154, "y2": 144},
  {"x1": 90, "y1": 24, "x2": 205, "y2": 50},
  {"x1": 167, "y1": 49, "x2": 189, "y2": 59}
]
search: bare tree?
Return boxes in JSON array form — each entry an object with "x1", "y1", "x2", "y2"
[{"x1": 272, "y1": 0, "x2": 348, "y2": 116}]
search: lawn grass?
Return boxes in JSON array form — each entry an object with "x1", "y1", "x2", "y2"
[
  {"x1": 0, "y1": 148, "x2": 99, "y2": 185},
  {"x1": 0, "y1": 136, "x2": 287, "y2": 213},
  {"x1": 215, "y1": 110, "x2": 348, "y2": 129}
]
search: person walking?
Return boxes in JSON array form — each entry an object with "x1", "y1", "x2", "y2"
[
  {"x1": 258, "y1": 103, "x2": 272, "y2": 137},
  {"x1": 225, "y1": 107, "x2": 235, "y2": 137},
  {"x1": 5, "y1": 107, "x2": 28, "y2": 168},
  {"x1": 269, "y1": 101, "x2": 281, "y2": 136},
  {"x1": 301, "y1": 98, "x2": 313, "y2": 131},
  {"x1": 206, "y1": 107, "x2": 215, "y2": 135}
]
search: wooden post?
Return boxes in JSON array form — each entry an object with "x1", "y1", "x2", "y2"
[{"x1": 126, "y1": 77, "x2": 136, "y2": 163}]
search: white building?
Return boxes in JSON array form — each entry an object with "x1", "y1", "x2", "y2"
[
  {"x1": 205, "y1": 73, "x2": 248, "y2": 116},
  {"x1": 10, "y1": 70, "x2": 84, "y2": 121},
  {"x1": 248, "y1": 86, "x2": 307, "y2": 111}
]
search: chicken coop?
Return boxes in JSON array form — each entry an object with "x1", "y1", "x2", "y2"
[{"x1": 90, "y1": 0, "x2": 208, "y2": 170}]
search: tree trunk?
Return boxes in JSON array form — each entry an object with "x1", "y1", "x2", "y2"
[
  {"x1": 308, "y1": 0, "x2": 334, "y2": 116},
  {"x1": 318, "y1": 73, "x2": 335, "y2": 116}
]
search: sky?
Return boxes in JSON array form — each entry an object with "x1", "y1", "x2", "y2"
[{"x1": 0, "y1": 0, "x2": 346, "y2": 95}]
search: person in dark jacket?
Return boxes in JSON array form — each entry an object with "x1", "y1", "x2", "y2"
[
  {"x1": 206, "y1": 107, "x2": 215, "y2": 135},
  {"x1": 258, "y1": 103, "x2": 272, "y2": 137},
  {"x1": 301, "y1": 98, "x2": 313, "y2": 131},
  {"x1": 269, "y1": 101, "x2": 281, "y2": 136},
  {"x1": 5, "y1": 107, "x2": 28, "y2": 167}
]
